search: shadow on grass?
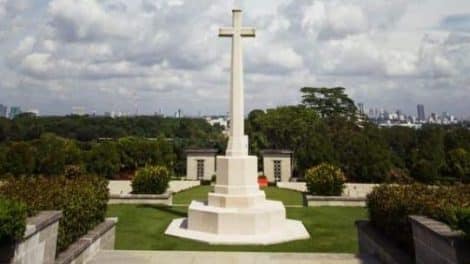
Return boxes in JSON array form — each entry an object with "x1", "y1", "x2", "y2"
[{"x1": 137, "y1": 204, "x2": 188, "y2": 218}]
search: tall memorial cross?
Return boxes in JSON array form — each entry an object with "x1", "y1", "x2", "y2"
[
  {"x1": 219, "y1": 9, "x2": 255, "y2": 157},
  {"x1": 165, "y1": 9, "x2": 309, "y2": 244}
]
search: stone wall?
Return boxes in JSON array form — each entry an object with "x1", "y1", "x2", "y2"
[
  {"x1": 355, "y1": 220, "x2": 413, "y2": 264},
  {"x1": 55, "y1": 218, "x2": 117, "y2": 264},
  {"x1": 4, "y1": 212, "x2": 117, "y2": 264},
  {"x1": 108, "y1": 193, "x2": 173, "y2": 205},
  {"x1": 278, "y1": 182, "x2": 378, "y2": 198},
  {"x1": 10, "y1": 211, "x2": 62, "y2": 264},
  {"x1": 304, "y1": 195, "x2": 365, "y2": 207},
  {"x1": 108, "y1": 180, "x2": 200, "y2": 195},
  {"x1": 410, "y1": 215, "x2": 470, "y2": 264}
]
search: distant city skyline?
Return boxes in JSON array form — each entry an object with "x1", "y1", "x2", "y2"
[{"x1": 1, "y1": 0, "x2": 470, "y2": 117}]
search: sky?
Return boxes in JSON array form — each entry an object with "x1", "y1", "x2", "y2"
[{"x1": 0, "y1": 0, "x2": 469, "y2": 118}]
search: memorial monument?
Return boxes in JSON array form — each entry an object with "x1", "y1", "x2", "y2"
[{"x1": 165, "y1": 9, "x2": 310, "y2": 245}]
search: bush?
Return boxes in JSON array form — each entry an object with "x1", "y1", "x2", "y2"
[
  {"x1": 0, "y1": 175, "x2": 108, "y2": 252},
  {"x1": 367, "y1": 184, "x2": 470, "y2": 255},
  {"x1": 0, "y1": 198, "x2": 27, "y2": 245},
  {"x1": 132, "y1": 166, "x2": 170, "y2": 194},
  {"x1": 305, "y1": 163, "x2": 346, "y2": 196},
  {"x1": 455, "y1": 208, "x2": 470, "y2": 239}
]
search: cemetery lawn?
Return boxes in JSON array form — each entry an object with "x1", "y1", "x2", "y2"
[{"x1": 107, "y1": 187, "x2": 366, "y2": 252}]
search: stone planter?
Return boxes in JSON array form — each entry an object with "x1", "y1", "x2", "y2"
[
  {"x1": 409, "y1": 215, "x2": 470, "y2": 264},
  {"x1": 355, "y1": 220, "x2": 413, "y2": 264},
  {"x1": 303, "y1": 194, "x2": 366, "y2": 207},
  {"x1": 6, "y1": 211, "x2": 63, "y2": 264},
  {"x1": 55, "y1": 217, "x2": 118, "y2": 264},
  {"x1": 108, "y1": 192, "x2": 173, "y2": 205}
]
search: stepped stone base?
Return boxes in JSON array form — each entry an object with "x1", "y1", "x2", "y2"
[{"x1": 165, "y1": 154, "x2": 310, "y2": 245}]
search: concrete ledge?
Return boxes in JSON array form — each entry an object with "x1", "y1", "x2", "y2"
[
  {"x1": 55, "y1": 217, "x2": 118, "y2": 264},
  {"x1": 304, "y1": 195, "x2": 366, "y2": 207},
  {"x1": 409, "y1": 215, "x2": 470, "y2": 264},
  {"x1": 1, "y1": 211, "x2": 63, "y2": 264},
  {"x1": 355, "y1": 220, "x2": 412, "y2": 264},
  {"x1": 23, "y1": 211, "x2": 62, "y2": 240},
  {"x1": 108, "y1": 192, "x2": 173, "y2": 205}
]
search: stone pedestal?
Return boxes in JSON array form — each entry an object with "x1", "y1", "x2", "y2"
[{"x1": 165, "y1": 155, "x2": 310, "y2": 245}]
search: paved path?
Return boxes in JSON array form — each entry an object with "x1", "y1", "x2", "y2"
[{"x1": 88, "y1": 250, "x2": 379, "y2": 264}]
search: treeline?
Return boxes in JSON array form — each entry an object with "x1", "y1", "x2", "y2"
[
  {"x1": 0, "y1": 114, "x2": 224, "y2": 142},
  {"x1": 0, "y1": 115, "x2": 226, "y2": 177},
  {"x1": 246, "y1": 87, "x2": 470, "y2": 183}
]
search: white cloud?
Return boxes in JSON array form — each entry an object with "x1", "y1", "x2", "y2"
[
  {"x1": 0, "y1": 0, "x2": 470, "y2": 117},
  {"x1": 301, "y1": 1, "x2": 368, "y2": 40}
]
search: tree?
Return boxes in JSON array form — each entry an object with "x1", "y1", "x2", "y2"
[
  {"x1": 5, "y1": 142, "x2": 36, "y2": 176},
  {"x1": 300, "y1": 87, "x2": 357, "y2": 120},
  {"x1": 86, "y1": 142, "x2": 120, "y2": 178},
  {"x1": 33, "y1": 133, "x2": 67, "y2": 176},
  {"x1": 446, "y1": 148, "x2": 470, "y2": 183}
]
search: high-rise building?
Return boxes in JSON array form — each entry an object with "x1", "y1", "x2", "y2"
[
  {"x1": 0, "y1": 104, "x2": 7, "y2": 118},
  {"x1": 357, "y1": 103, "x2": 365, "y2": 114},
  {"x1": 417, "y1": 104, "x2": 425, "y2": 121},
  {"x1": 9, "y1": 106, "x2": 22, "y2": 119}
]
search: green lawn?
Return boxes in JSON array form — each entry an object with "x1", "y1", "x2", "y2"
[
  {"x1": 107, "y1": 186, "x2": 366, "y2": 252},
  {"x1": 173, "y1": 186, "x2": 303, "y2": 206}
]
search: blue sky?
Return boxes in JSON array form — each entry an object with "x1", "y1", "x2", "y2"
[{"x1": 0, "y1": 0, "x2": 469, "y2": 118}]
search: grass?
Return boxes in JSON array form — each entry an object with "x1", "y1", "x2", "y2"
[
  {"x1": 107, "y1": 186, "x2": 366, "y2": 252},
  {"x1": 173, "y1": 186, "x2": 304, "y2": 206}
]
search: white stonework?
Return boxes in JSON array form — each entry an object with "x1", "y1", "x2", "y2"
[
  {"x1": 185, "y1": 149, "x2": 217, "y2": 181},
  {"x1": 165, "y1": 9, "x2": 309, "y2": 245},
  {"x1": 261, "y1": 150, "x2": 293, "y2": 182}
]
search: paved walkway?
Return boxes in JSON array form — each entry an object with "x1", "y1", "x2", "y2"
[{"x1": 88, "y1": 250, "x2": 379, "y2": 264}]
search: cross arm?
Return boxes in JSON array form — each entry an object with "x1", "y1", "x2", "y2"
[
  {"x1": 240, "y1": 27, "x2": 256, "y2": 37},
  {"x1": 219, "y1": 27, "x2": 234, "y2": 37},
  {"x1": 219, "y1": 27, "x2": 256, "y2": 37}
]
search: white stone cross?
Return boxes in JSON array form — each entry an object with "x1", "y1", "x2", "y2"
[{"x1": 219, "y1": 9, "x2": 255, "y2": 157}]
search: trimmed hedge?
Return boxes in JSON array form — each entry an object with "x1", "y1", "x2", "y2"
[
  {"x1": 0, "y1": 198, "x2": 27, "y2": 245},
  {"x1": 305, "y1": 163, "x2": 346, "y2": 196},
  {"x1": 0, "y1": 175, "x2": 108, "y2": 252},
  {"x1": 367, "y1": 184, "x2": 470, "y2": 255},
  {"x1": 132, "y1": 166, "x2": 170, "y2": 194}
]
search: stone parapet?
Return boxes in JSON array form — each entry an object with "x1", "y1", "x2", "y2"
[
  {"x1": 55, "y1": 218, "x2": 118, "y2": 264},
  {"x1": 355, "y1": 220, "x2": 412, "y2": 264},
  {"x1": 108, "y1": 192, "x2": 173, "y2": 205},
  {"x1": 409, "y1": 215, "x2": 470, "y2": 264},
  {"x1": 304, "y1": 195, "x2": 366, "y2": 207},
  {"x1": 1, "y1": 211, "x2": 62, "y2": 264}
]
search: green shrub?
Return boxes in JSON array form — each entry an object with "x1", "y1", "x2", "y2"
[
  {"x1": 305, "y1": 163, "x2": 346, "y2": 196},
  {"x1": 0, "y1": 198, "x2": 27, "y2": 245},
  {"x1": 0, "y1": 175, "x2": 108, "y2": 252},
  {"x1": 132, "y1": 166, "x2": 170, "y2": 194},
  {"x1": 456, "y1": 208, "x2": 470, "y2": 238},
  {"x1": 367, "y1": 184, "x2": 470, "y2": 255}
]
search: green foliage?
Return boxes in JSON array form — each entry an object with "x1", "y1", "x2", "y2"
[
  {"x1": 4, "y1": 142, "x2": 36, "y2": 176},
  {"x1": 33, "y1": 133, "x2": 67, "y2": 175},
  {"x1": 0, "y1": 175, "x2": 108, "y2": 252},
  {"x1": 455, "y1": 208, "x2": 470, "y2": 238},
  {"x1": 0, "y1": 198, "x2": 27, "y2": 245},
  {"x1": 410, "y1": 159, "x2": 439, "y2": 183},
  {"x1": 301, "y1": 87, "x2": 357, "y2": 120},
  {"x1": 367, "y1": 184, "x2": 470, "y2": 255},
  {"x1": 446, "y1": 148, "x2": 470, "y2": 183},
  {"x1": 86, "y1": 141, "x2": 120, "y2": 178},
  {"x1": 132, "y1": 166, "x2": 170, "y2": 194},
  {"x1": 305, "y1": 163, "x2": 346, "y2": 196}
]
